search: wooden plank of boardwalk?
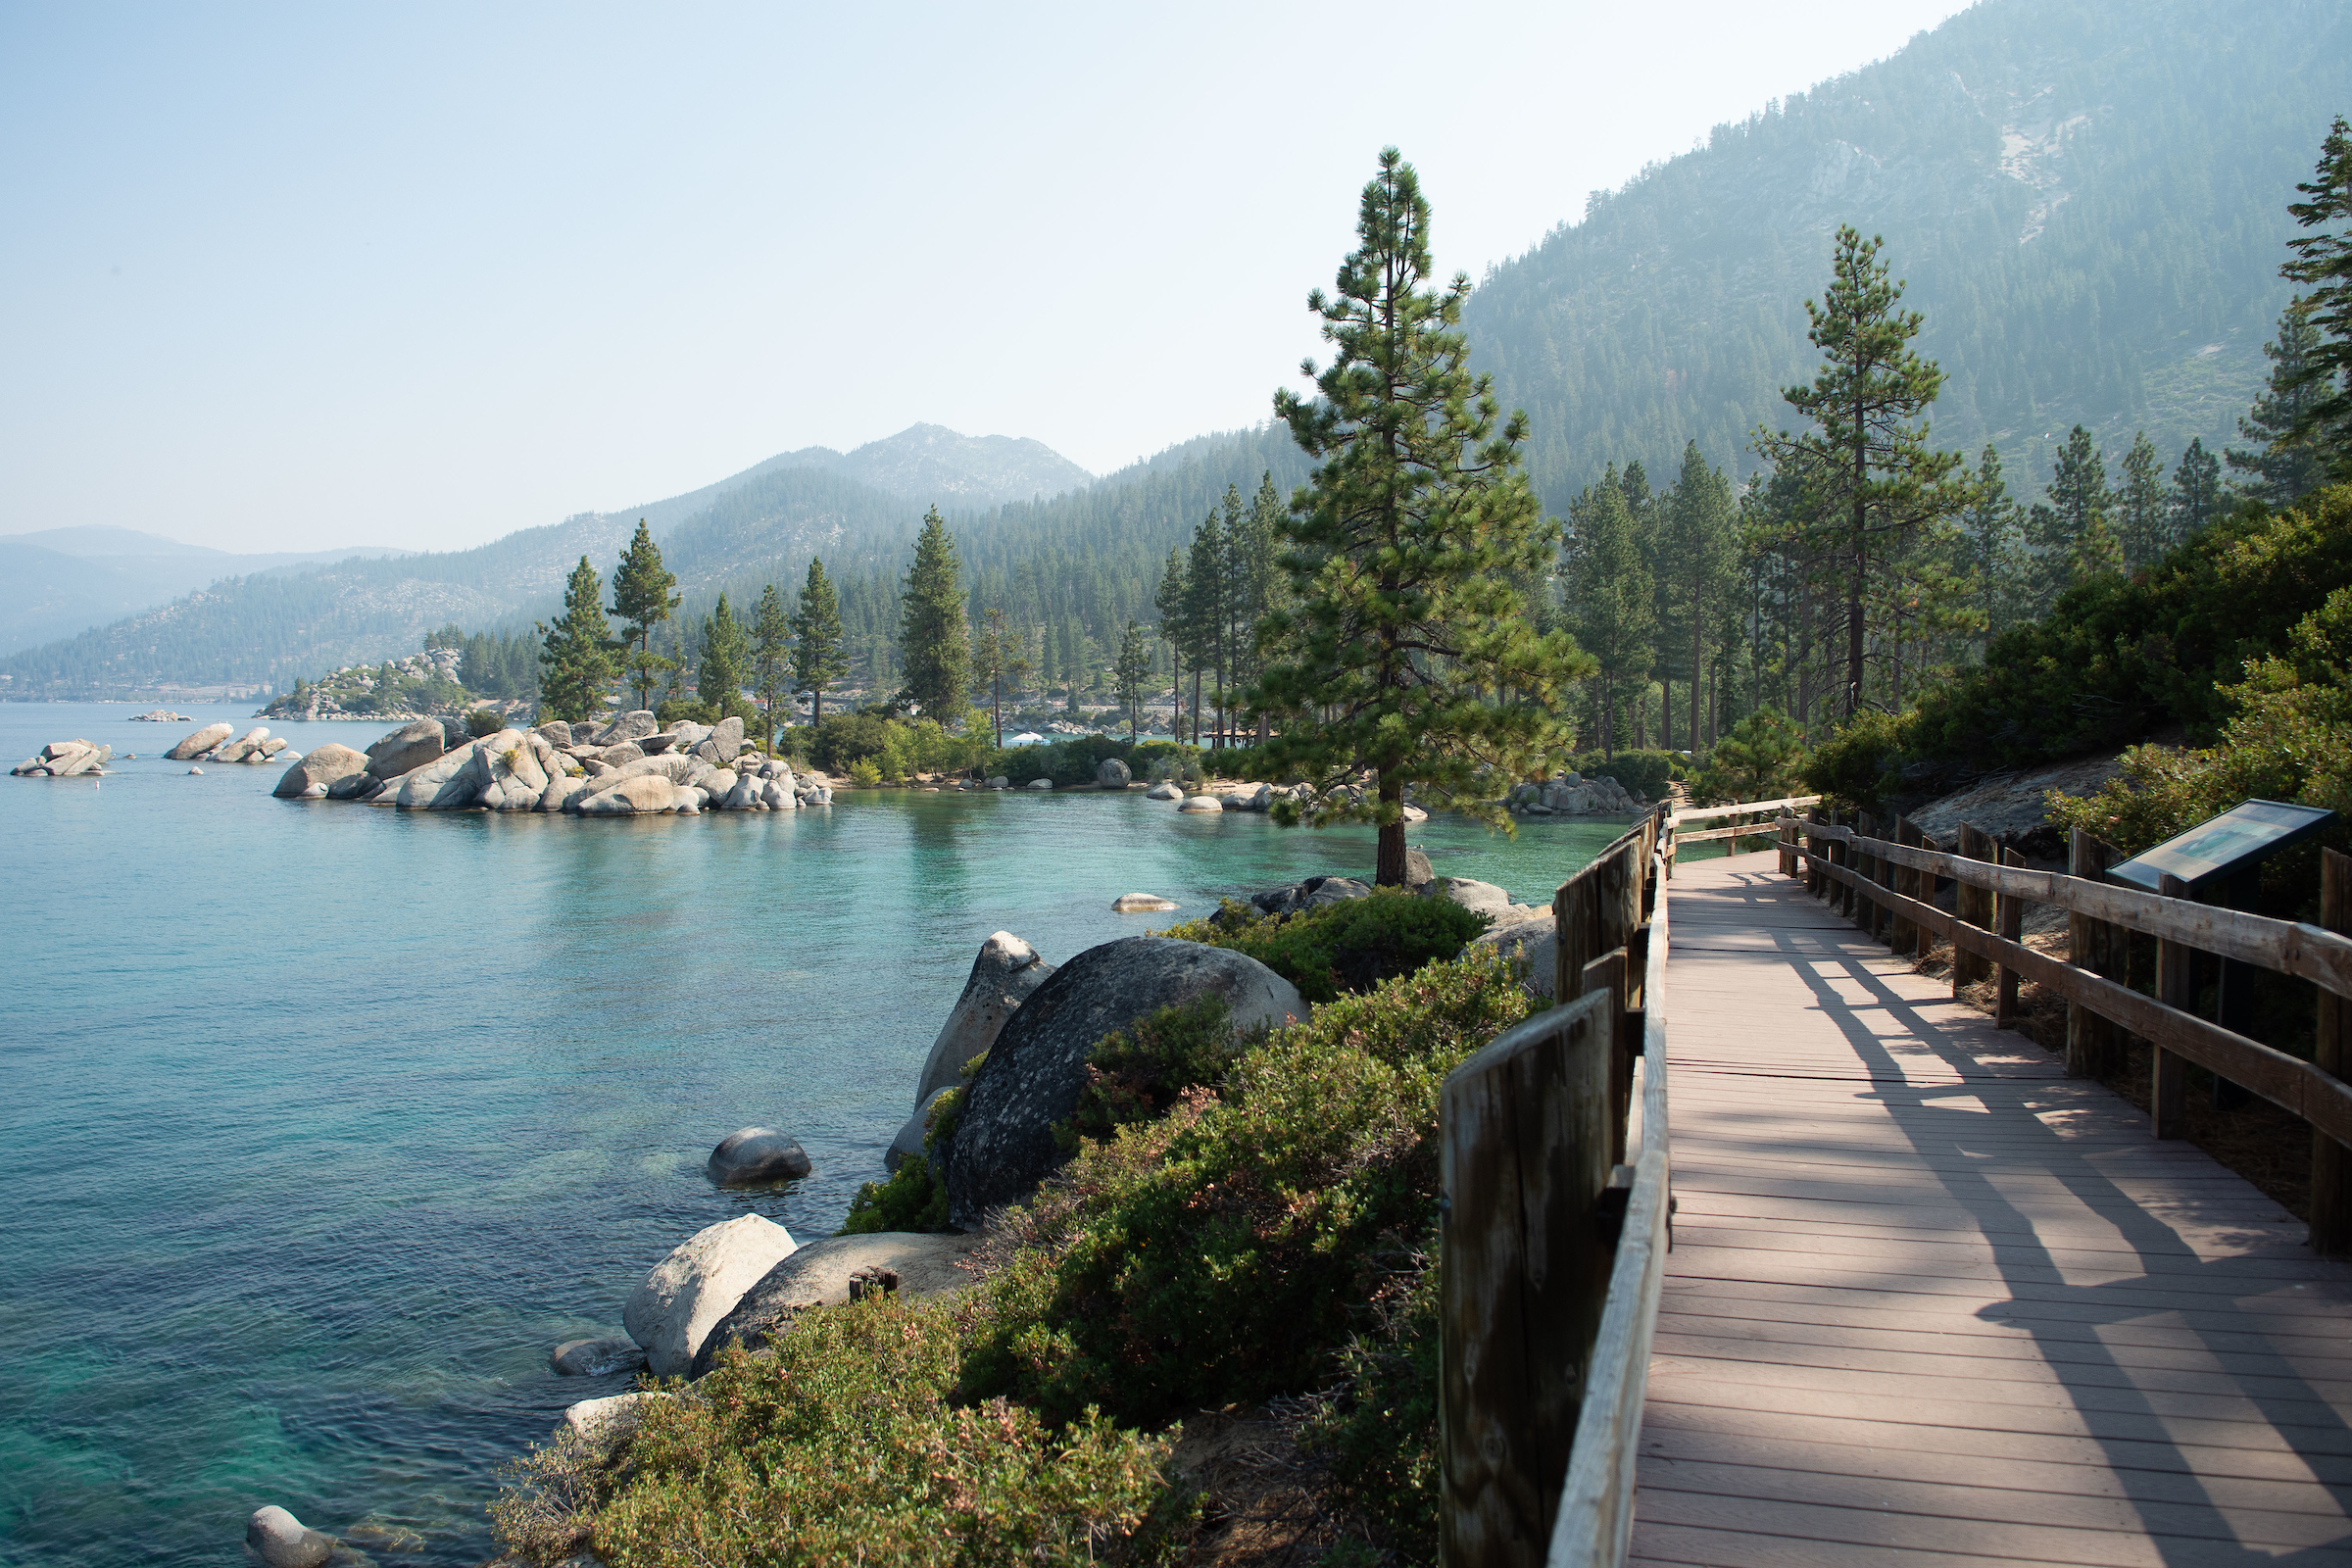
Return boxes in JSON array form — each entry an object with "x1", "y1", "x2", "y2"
[{"x1": 1635, "y1": 851, "x2": 2352, "y2": 1567}]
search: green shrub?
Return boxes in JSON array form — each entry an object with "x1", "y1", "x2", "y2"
[
  {"x1": 1903, "y1": 484, "x2": 2352, "y2": 768},
  {"x1": 840, "y1": 1158, "x2": 948, "y2": 1234},
  {"x1": 494, "y1": 1295, "x2": 1190, "y2": 1567},
  {"x1": 957, "y1": 953, "x2": 1534, "y2": 1429},
  {"x1": 1801, "y1": 708, "x2": 1910, "y2": 810},
  {"x1": 2047, "y1": 584, "x2": 2352, "y2": 912},
  {"x1": 808, "y1": 711, "x2": 895, "y2": 772},
  {"x1": 1571, "y1": 748, "x2": 1676, "y2": 800},
  {"x1": 1156, "y1": 888, "x2": 1490, "y2": 1004},
  {"x1": 984, "y1": 733, "x2": 1135, "y2": 787},
  {"x1": 1305, "y1": 1239, "x2": 1440, "y2": 1559},
  {"x1": 1065, "y1": 996, "x2": 1245, "y2": 1144},
  {"x1": 847, "y1": 758, "x2": 883, "y2": 789},
  {"x1": 656, "y1": 697, "x2": 714, "y2": 727},
  {"x1": 464, "y1": 707, "x2": 506, "y2": 737}
]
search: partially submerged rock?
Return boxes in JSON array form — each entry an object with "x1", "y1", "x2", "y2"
[
  {"x1": 689, "y1": 1231, "x2": 984, "y2": 1377},
  {"x1": 166, "y1": 723, "x2": 233, "y2": 760},
  {"x1": 946, "y1": 937, "x2": 1304, "y2": 1227},
  {"x1": 549, "y1": 1336, "x2": 648, "y2": 1377},
  {"x1": 708, "y1": 1127, "x2": 813, "y2": 1186},
  {"x1": 1145, "y1": 780, "x2": 1183, "y2": 801},
  {"x1": 622, "y1": 1213, "x2": 798, "y2": 1377},
  {"x1": 243, "y1": 1505, "x2": 331, "y2": 1568},
  {"x1": 11, "y1": 740, "x2": 111, "y2": 777},
  {"x1": 1112, "y1": 893, "x2": 1179, "y2": 912},
  {"x1": 1178, "y1": 794, "x2": 1223, "y2": 813},
  {"x1": 1096, "y1": 758, "x2": 1132, "y2": 787}
]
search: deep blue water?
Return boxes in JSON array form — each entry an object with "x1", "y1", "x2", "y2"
[{"x1": 0, "y1": 703, "x2": 1630, "y2": 1567}]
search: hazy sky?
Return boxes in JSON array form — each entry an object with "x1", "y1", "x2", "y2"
[{"x1": 3, "y1": 1, "x2": 1973, "y2": 556}]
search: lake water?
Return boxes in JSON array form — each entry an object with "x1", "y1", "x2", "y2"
[{"x1": 0, "y1": 703, "x2": 1636, "y2": 1568}]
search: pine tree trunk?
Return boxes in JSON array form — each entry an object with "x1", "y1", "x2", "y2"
[
  {"x1": 1690, "y1": 585, "x2": 1705, "y2": 755},
  {"x1": 1376, "y1": 773, "x2": 1408, "y2": 886}
]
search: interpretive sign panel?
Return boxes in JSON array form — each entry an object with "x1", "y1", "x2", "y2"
[{"x1": 2108, "y1": 799, "x2": 2336, "y2": 895}]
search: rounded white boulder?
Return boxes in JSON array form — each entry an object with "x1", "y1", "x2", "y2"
[
  {"x1": 244, "y1": 1505, "x2": 330, "y2": 1568},
  {"x1": 622, "y1": 1213, "x2": 798, "y2": 1377}
]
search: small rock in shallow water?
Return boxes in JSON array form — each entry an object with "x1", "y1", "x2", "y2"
[
  {"x1": 187, "y1": 766, "x2": 203, "y2": 775},
  {"x1": 708, "y1": 1127, "x2": 813, "y2": 1186},
  {"x1": 550, "y1": 1336, "x2": 649, "y2": 1376},
  {"x1": 245, "y1": 1504, "x2": 332, "y2": 1568},
  {"x1": 1112, "y1": 893, "x2": 1179, "y2": 912},
  {"x1": 562, "y1": 1390, "x2": 668, "y2": 1445}
]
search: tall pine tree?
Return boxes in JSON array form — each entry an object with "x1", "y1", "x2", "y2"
[
  {"x1": 1751, "y1": 226, "x2": 1967, "y2": 717},
  {"x1": 1256, "y1": 148, "x2": 1593, "y2": 885},
  {"x1": 752, "y1": 583, "x2": 791, "y2": 751},
  {"x1": 790, "y1": 557, "x2": 848, "y2": 722},
  {"x1": 698, "y1": 591, "x2": 750, "y2": 718},
  {"x1": 1571, "y1": 468, "x2": 1653, "y2": 757},
  {"x1": 2115, "y1": 431, "x2": 2167, "y2": 570},
  {"x1": 2229, "y1": 304, "x2": 2331, "y2": 507},
  {"x1": 537, "y1": 556, "x2": 617, "y2": 722},
  {"x1": 2171, "y1": 437, "x2": 2223, "y2": 541},
  {"x1": 2281, "y1": 114, "x2": 2352, "y2": 481},
  {"x1": 609, "y1": 520, "x2": 680, "y2": 711},
  {"x1": 1663, "y1": 441, "x2": 1739, "y2": 754},
  {"x1": 897, "y1": 507, "x2": 970, "y2": 716}
]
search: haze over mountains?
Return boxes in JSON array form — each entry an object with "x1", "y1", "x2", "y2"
[{"x1": 5, "y1": 0, "x2": 2345, "y2": 700}]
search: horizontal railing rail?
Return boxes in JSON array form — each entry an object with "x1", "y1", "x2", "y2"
[{"x1": 1668, "y1": 794, "x2": 1820, "y2": 826}]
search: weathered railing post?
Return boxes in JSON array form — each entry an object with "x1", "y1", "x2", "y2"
[
  {"x1": 1994, "y1": 846, "x2": 2027, "y2": 1026},
  {"x1": 1440, "y1": 988, "x2": 1617, "y2": 1565},
  {"x1": 1893, "y1": 818, "x2": 1927, "y2": 957},
  {"x1": 2067, "y1": 829, "x2": 2128, "y2": 1079},
  {"x1": 2315, "y1": 849, "x2": 2351, "y2": 1256},
  {"x1": 1953, "y1": 823, "x2": 1995, "y2": 991},
  {"x1": 1779, "y1": 814, "x2": 1798, "y2": 879},
  {"x1": 2152, "y1": 871, "x2": 2194, "y2": 1138}
]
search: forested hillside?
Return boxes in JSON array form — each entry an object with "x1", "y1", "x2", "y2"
[{"x1": 1469, "y1": 0, "x2": 2352, "y2": 514}]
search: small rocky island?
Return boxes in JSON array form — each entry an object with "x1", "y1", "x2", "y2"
[{"x1": 259, "y1": 710, "x2": 830, "y2": 815}]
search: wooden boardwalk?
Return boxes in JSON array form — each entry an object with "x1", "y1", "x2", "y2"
[{"x1": 1636, "y1": 851, "x2": 2352, "y2": 1566}]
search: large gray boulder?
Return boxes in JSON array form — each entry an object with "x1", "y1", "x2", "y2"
[
  {"x1": 887, "y1": 933, "x2": 1055, "y2": 1171},
  {"x1": 210, "y1": 726, "x2": 270, "y2": 763},
  {"x1": 166, "y1": 723, "x2": 232, "y2": 760},
  {"x1": 1467, "y1": 910, "x2": 1558, "y2": 1000},
  {"x1": 689, "y1": 1232, "x2": 985, "y2": 1377},
  {"x1": 365, "y1": 719, "x2": 445, "y2": 781},
  {"x1": 243, "y1": 1505, "x2": 330, "y2": 1568},
  {"x1": 1424, "y1": 876, "x2": 1515, "y2": 917},
  {"x1": 538, "y1": 773, "x2": 590, "y2": 813},
  {"x1": 945, "y1": 938, "x2": 1304, "y2": 1227},
  {"x1": 272, "y1": 743, "x2": 368, "y2": 799},
  {"x1": 388, "y1": 740, "x2": 486, "y2": 808},
  {"x1": 534, "y1": 720, "x2": 575, "y2": 749},
  {"x1": 592, "y1": 710, "x2": 659, "y2": 747},
  {"x1": 1145, "y1": 780, "x2": 1183, "y2": 802},
  {"x1": 577, "y1": 773, "x2": 678, "y2": 814},
  {"x1": 709, "y1": 1127, "x2": 812, "y2": 1185},
  {"x1": 1178, "y1": 794, "x2": 1222, "y2": 813},
  {"x1": 707, "y1": 714, "x2": 744, "y2": 763},
  {"x1": 1240, "y1": 875, "x2": 1371, "y2": 921},
  {"x1": 1096, "y1": 757, "x2": 1131, "y2": 787},
  {"x1": 623, "y1": 1213, "x2": 798, "y2": 1377}
]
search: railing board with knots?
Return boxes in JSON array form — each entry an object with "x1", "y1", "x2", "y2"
[
  {"x1": 1792, "y1": 812, "x2": 2352, "y2": 1250},
  {"x1": 1666, "y1": 795, "x2": 1819, "y2": 852},
  {"x1": 1438, "y1": 805, "x2": 1674, "y2": 1568}
]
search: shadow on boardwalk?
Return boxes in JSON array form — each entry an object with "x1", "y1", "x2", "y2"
[{"x1": 1636, "y1": 854, "x2": 2352, "y2": 1567}]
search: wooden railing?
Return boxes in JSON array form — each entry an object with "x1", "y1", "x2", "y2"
[
  {"x1": 1439, "y1": 804, "x2": 1675, "y2": 1567},
  {"x1": 1666, "y1": 795, "x2": 1820, "y2": 857},
  {"x1": 1784, "y1": 809, "x2": 2352, "y2": 1251}
]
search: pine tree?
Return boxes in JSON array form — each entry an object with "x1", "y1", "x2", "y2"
[
  {"x1": 1114, "y1": 620, "x2": 1151, "y2": 742},
  {"x1": 1257, "y1": 148, "x2": 1595, "y2": 885},
  {"x1": 1153, "y1": 549, "x2": 1188, "y2": 740},
  {"x1": 897, "y1": 507, "x2": 969, "y2": 715},
  {"x1": 2030, "y1": 425, "x2": 2118, "y2": 604},
  {"x1": 1663, "y1": 441, "x2": 1739, "y2": 754},
  {"x1": 698, "y1": 591, "x2": 750, "y2": 719},
  {"x1": 1960, "y1": 445, "x2": 2026, "y2": 653},
  {"x1": 537, "y1": 556, "x2": 617, "y2": 722},
  {"x1": 2229, "y1": 304, "x2": 2331, "y2": 507},
  {"x1": 2115, "y1": 432, "x2": 2167, "y2": 570},
  {"x1": 751, "y1": 583, "x2": 790, "y2": 752},
  {"x1": 1572, "y1": 468, "x2": 1654, "y2": 757},
  {"x1": 1184, "y1": 506, "x2": 1229, "y2": 747},
  {"x1": 609, "y1": 520, "x2": 680, "y2": 711},
  {"x1": 2281, "y1": 114, "x2": 2352, "y2": 480},
  {"x1": 2170, "y1": 437, "x2": 2223, "y2": 542},
  {"x1": 790, "y1": 557, "x2": 848, "y2": 723},
  {"x1": 972, "y1": 607, "x2": 1014, "y2": 747},
  {"x1": 1751, "y1": 226, "x2": 1967, "y2": 716}
]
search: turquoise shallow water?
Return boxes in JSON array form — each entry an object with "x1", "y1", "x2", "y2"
[{"x1": 0, "y1": 704, "x2": 1632, "y2": 1567}]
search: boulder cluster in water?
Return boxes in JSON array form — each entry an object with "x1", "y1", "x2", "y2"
[
  {"x1": 1508, "y1": 770, "x2": 1647, "y2": 815},
  {"x1": 168, "y1": 723, "x2": 290, "y2": 765},
  {"x1": 247, "y1": 710, "x2": 833, "y2": 815},
  {"x1": 11, "y1": 739, "x2": 115, "y2": 777}
]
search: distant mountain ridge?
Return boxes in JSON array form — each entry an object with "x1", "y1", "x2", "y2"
[{"x1": 7, "y1": 0, "x2": 2345, "y2": 698}]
